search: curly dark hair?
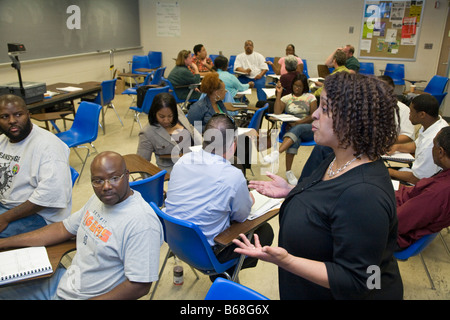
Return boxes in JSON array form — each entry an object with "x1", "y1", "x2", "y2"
[{"x1": 323, "y1": 72, "x2": 399, "y2": 160}]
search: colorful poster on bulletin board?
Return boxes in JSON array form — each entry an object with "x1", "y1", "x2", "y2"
[{"x1": 359, "y1": 0, "x2": 425, "y2": 61}]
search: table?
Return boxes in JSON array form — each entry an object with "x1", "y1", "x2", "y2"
[
  {"x1": 214, "y1": 208, "x2": 279, "y2": 247},
  {"x1": 27, "y1": 82, "x2": 102, "y2": 113},
  {"x1": 123, "y1": 153, "x2": 170, "y2": 181},
  {"x1": 27, "y1": 82, "x2": 104, "y2": 133},
  {"x1": 213, "y1": 208, "x2": 279, "y2": 281}
]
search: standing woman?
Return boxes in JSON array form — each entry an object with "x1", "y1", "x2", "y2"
[
  {"x1": 137, "y1": 92, "x2": 201, "y2": 174},
  {"x1": 235, "y1": 72, "x2": 403, "y2": 300}
]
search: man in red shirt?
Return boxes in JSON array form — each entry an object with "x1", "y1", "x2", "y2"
[{"x1": 396, "y1": 126, "x2": 450, "y2": 249}]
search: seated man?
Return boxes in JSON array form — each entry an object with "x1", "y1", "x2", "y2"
[
  {"x1": 234, "y1": 40, "x2": 269, "y2": 102},
  {"x1": 0, "y1": 151, "x2": 163, "y2": 300},
  {"x1": 378, "y1": 75, "x2": 416, "y2": 144},
  {"x1": 314, "y1": 50, "x2": 349, "y2": 99},
  {"x1": 165, "y1": 114, "x2": 273, "y2": 276},
  {"x1": 0, "y1": 94, "x2": 72, "y2": 238},
  {"x1": 388, "y1": 94, "x2": 449, "y2": 185},
  {"x1": 324, "y1": 45, "x2": 360, "y2": 74},
  {"x1": 396, "y1": 127, "x2": 450, "y2": 249}
]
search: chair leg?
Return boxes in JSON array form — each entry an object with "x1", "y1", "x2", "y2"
[
  {"x1": 108, "y1": 103, "x2": 124, "y2": 126},
  {"x1": 419, "y1": 253, "x2": 435, "y2": 290},
  {"x1": 129, "y1": 112, "x2": 142, "y2": 136},
  {"x1": 75, "y1": 146, "x2": 90, "y2": 183},
  {"x1": 439, "y1": 232, "x2": 450, "y2": 257}
]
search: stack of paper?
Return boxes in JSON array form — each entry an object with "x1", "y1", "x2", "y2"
[
  {"x1": 266, "y1": 113, "x2": 300, "y2": 122},
  {"x1": 248, "y1": 190, "x2": 282, "y2": 220}
]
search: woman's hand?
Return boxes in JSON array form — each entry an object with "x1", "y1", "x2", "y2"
[
  {"x1": 248, "y1": 171, "x2": 294, "y2": 198},
  {"x1": 233, "y1": 233, "x2": 289, "y2": 265}
]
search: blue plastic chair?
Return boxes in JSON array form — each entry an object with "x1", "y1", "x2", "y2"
[
  {"x1": 278, "y1": 122, "x2": 316, "y2": 147},
  {"x1": 394, "y1": 232, "x2": 439, "y2": 290},
  {"x1": 131, "y1": 55, "x2": 151, "y2": 75},
  {"x1": 228, "y1": 55, "x2": 236, "y2": 74},
  {"x1": 384, "y1": 63, "x2": 405, "y2": 85},
  {"x1": 91, "y1": 79, "x2": 123, "y2": 127},
  {"x1": 205, "y1": 277, "x2": 269, "y2": 300},
  {"x1": 56, "y1": 102, "x2": 102, "y2": 181},
  {"x1": 163, "y1": 77, "x2": 198, "y2": 111},
  {"x1": 265, "y1": 57, "x2": 275, "y2": 75},
  {"x1": 302, "y1": 59, "x2": 310, "y2": 78},
  {"x1": 248, "y1": 103, "x2": 268, "y2": 131},
  {"x1": 129, "y1": 169, "x2": 166, "y2": 207},
  {"x1": 129, "y1": 85, "x2": 170, "y2": 135},
  {"x1": 209, "y1": 54, "x2": 220, "y2": 63},
  {"x1": 359, "y1": 62, "x2": 375, "y2": 75},
  {"x1": 423, "y1": 75, "x2": 449, "y2": 106},
  {"x1": 148, "y1": 202, "x2": 241, "y2": 299},
  {"x1": 147, "y1": 51, "x2": 162, "y2": 69},
  {"x1": 70, "y1": 166, "x2": 79, "y2": 186}
]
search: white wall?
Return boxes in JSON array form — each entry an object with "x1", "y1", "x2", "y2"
[{"x1": 1, "y1": 0, "x2": 448, "y2": 115}]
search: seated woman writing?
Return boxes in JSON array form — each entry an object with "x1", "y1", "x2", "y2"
[
  {"x1": 137, "y1": 92, "x2": 201, "y2": 174},
  {"x1": 264, "y1": 73, "x2": 317, "y2": 185}
]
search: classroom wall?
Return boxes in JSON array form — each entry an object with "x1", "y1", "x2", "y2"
[{"x1": 1, "y1": 0, "x2": 448, "y2": 115}]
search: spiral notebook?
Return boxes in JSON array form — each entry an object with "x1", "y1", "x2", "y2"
[{"x1": 0, "y1": 246, "x2": 53, "y2": 285}]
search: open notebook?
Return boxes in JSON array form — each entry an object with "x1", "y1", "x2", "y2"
[
  {"x1": 248, "y1": 190, "x2": 283, "y2": 220},
  {"x1": 0, "y1": 246, "x2": 53, "y2": 285}
]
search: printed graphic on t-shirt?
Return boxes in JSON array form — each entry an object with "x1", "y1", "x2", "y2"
[
  {"x1": 0, "y1": 162, "x2": 14, "y2": 197},
  {"x1": 81, "y1": 210, "x2": 112, "y2": 243}
]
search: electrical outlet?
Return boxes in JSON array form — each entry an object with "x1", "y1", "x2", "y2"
[{"x1": 349, "y1": 26, "x2": 354, "y2": 34}]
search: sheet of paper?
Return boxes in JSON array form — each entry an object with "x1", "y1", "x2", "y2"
[
  {"x1": 56, "y1": 86, "x2": 82, "y2": 92},
  {"x1": 248, "y1": 190, "x2": 282, "y2": 220}
]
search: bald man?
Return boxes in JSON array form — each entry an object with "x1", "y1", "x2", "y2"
[{"x1": 0, "y1": 151, "x2": 163, "y2": 300}]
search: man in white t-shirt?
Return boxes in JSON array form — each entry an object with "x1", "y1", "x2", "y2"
[
  {"x1": 234, "y1": 40, "x2": 269, "y2": 101},
  {"x1": 389, "y1": 94, "x2": 449, "y2": 185},
  {"x1": 0, "y1": 94, "x2": 72, "y2": 238},
  {"x1": 0, "y1": 151, "x2": 163, "y2": 300}
]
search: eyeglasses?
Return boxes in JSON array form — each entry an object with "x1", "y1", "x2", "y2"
[{"x1": 91, "y1": 172, "x2": 126, "y2": 188}]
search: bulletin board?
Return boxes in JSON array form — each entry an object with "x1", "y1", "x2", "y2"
[{"x1": 358, "y1": 0, "x2": 425, "y2": 61}]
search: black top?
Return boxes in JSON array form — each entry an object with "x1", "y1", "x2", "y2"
[{"x1": 278, "y1": 155, "x2": 403, "y2": 300}]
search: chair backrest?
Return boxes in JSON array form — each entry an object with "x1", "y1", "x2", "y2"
[
  {"x1": 162, "y1": 78, "x2": 184, "y2": 104},
  {"x1": 394, "y1": 232, "x2": 439, "y2": 260},
  {"x1": 209, "y1": 54, "x2": 220, "y2": 62},
  {"x1": 248, "y1": 104, "x2": 269, "y2": 130},
  {"x1": 132, "y1": 55, "x2": 150, "y2": 73},
  {"x1": 95, "y1": 79, "x2": 117, "y2": 105},
  {"x1": 139, "y1": 85, "x2": 170, "y2": 114},
  {"x1": 228, "y1": 55, "x2": 236, "y2": 73},
  {"x1": 359, "y1": 62, "x2": 375, "y2": 75},
  {"x1": 147, "y1": 51, "x2": 162, "y2": 69},
  {"x1": 424, "y1": 75, "x2": 449, "y2": 95},
  {"x1": 384, "y1": 63, "x2": 405, "y2": 85},
  {"x1": 70, "y1": 102, "x2": 102, "y2": 140},
  {"x1": 129, "y1": 169, "x2": 166, "y2": 207},
  {"x1": 265, "y1": 57, "x2": 275, "y2": 75},
  {"x1": 150, "y1": 202, "x2": 238, "y2": 272},
  {"x1": 205, "y1": 277, "x2": 269, "y2": 300},
  {"x1": 70, "y1": 166, "x2": 79, "y2": 186},
  {"x1": 317, "y1": 64, "x2": 330, "y2": 78},
  {"x1": 302, "y1": 59, "x2": 310, "y2": 78},
  {"x1": 150, "y1": 67, "x2": 166, "y2": 86}
]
